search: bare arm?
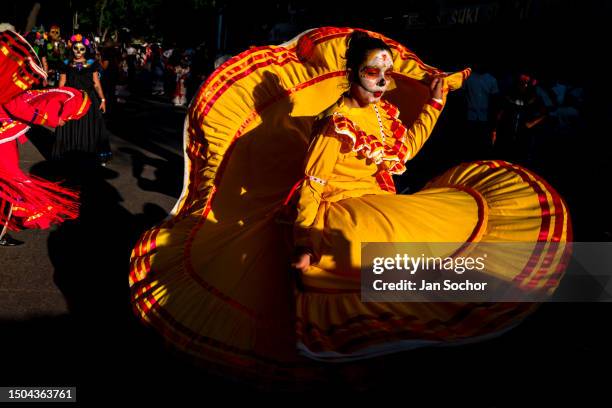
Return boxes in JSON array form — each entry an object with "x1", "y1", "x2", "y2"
[
  {"x1": 58, "y1": 73, "x2": 67, "y2": 87},
  {"x1": 41, "y1": 56, "x2": 48, "y2": 73},
  {"x1": 92, "y1": 72, "x2": 106, "y2": 113}
]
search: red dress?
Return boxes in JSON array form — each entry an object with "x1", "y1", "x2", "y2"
[{"x1": 0, "y1": 30, "x2": 90, "y2": 230}]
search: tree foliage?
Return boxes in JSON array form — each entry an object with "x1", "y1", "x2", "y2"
[{"x1": 75, "y1": 0, "x2": 216, "y2": 42}]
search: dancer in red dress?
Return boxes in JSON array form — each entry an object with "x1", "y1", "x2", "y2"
[{"x1": 0, "y1": 28, "x2": 90, "y2": 246}]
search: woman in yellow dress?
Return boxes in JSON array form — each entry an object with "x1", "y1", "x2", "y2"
[
  {"x1": 291, "y1": 32, "x2": 447, "y2": 275},
  {"x1": 129, "y1": 28, "x2": 571, "y2": 380}
]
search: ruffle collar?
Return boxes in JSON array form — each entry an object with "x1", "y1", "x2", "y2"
[{"x1": 329, "y1": 99, "x2": 410, "y2": 176}]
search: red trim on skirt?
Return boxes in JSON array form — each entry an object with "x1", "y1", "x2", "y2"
[{"x1": 0, "y1": 140, "x2": 79, "y2": 230}]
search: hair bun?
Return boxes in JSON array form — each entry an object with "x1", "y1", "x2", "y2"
[{"x1": 347, "y1": 30, "x2": 371, "y2": 48}]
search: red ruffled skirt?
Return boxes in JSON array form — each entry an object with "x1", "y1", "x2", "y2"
[{"x1": 0, "y1": 140, "x2": 78, "y2": 230}]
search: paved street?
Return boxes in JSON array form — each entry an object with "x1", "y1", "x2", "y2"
[{"x1": 1, "y1": 96, "x2": 609, "y2": 401}]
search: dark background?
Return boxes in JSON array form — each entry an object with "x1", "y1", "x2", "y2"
[{"x1": 2, "y1": 0, "x2": 608, "y2": 69}]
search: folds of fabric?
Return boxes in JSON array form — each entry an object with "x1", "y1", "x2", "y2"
[
  {"x1": 1, "y1": 87, "x2": 91, "y2": 145},
  {"x1": 128, "y1": 27, "x2": 569, "y2": 378},
  {"x1": 290, "y1": 93, "x2": 571, "y2": 360},
  {"x1": 296, "y1": 160, "x2": 571, "y2": 360},
  {"x1": 0, "y1": 30, "x2": 46, "y2": 104},
  {"x1": 51, "y1": 91, "x2": 104, "y2": 159},
  {"x1": 0, "y1": 30, "x2": 86, "y2": 231},
  {"x1": 0, "y1": 140, "x2": 78, "y2": 230}
]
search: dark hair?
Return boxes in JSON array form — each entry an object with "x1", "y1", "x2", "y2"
[{"x1": 344, "y1": 31, "x2": 392, "y2": 83}]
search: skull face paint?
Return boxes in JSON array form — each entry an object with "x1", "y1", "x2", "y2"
[
  {"x1": 49, "y1": 26, "x2": 60, "y2": 41},
  {"x1": 72, "y1": 44, "x2": 86, "y2": 59},
  {"x1": 356, "y1": 49, "x2": 393, "y2": 103}
]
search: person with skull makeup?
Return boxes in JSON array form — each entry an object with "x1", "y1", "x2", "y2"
[
  {"x1": 41, "y1": 24, "x2": 67, "y2": 87},
  {"x1": 291, "y1": 31, "x2": 446, "y2": 272},
  {"x1": 278, "y1": 31, "x2": 570, "y2": 361},
  {"x1": 51, "y1": 34, "x2": 111, "y2": 166},
  {"x1": 51, "y1": 34, "x2": 111, "y2": 165}
]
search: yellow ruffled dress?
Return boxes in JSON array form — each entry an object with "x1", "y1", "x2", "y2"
[
  {"x1": 129, "y1": 27, "x2": 571, "y2": 378},
  {"x1": 292, "y1": 95, "x2": 571, "y2": 360}
]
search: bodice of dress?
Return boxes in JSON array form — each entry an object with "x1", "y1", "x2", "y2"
[
  {"x1": 61, "y1": 60, "x2": 98, "y2": 94},
  {"x1": 294, "y1": 96, "x2": 444, "y2": 250},
  {"x1": 321, "y1": 103, "x2": 386, "y2": 197}
]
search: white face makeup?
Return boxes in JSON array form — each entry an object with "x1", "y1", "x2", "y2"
[
  {"x1": 72, "y1": 44, "x2": 86, "y2": 59},
  {"x1": 49, "y1": 28, "x2": 60, "y2": 41},
  {"x1": 356, "y1": 49, "x2": 393, "y2": 103}
]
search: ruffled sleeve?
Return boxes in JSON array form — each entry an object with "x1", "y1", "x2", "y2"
[{"x1": 293, "y1": 119, "x2": 341, "y2": 253}]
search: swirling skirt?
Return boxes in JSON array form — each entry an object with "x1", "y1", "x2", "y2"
[{"x1": 0, "y1": 140, "x2": 78, "y2": 230}]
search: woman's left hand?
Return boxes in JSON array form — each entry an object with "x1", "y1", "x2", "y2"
[
  {"x1": 100, "y1": 100, "x2": 106, "y2": 113},
  {"x1": 430, "y1": 76, "x2": 446, "y2": 100},
  {"x1": 291, "y1": 252, "x2": 312, "y2": 274}
]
